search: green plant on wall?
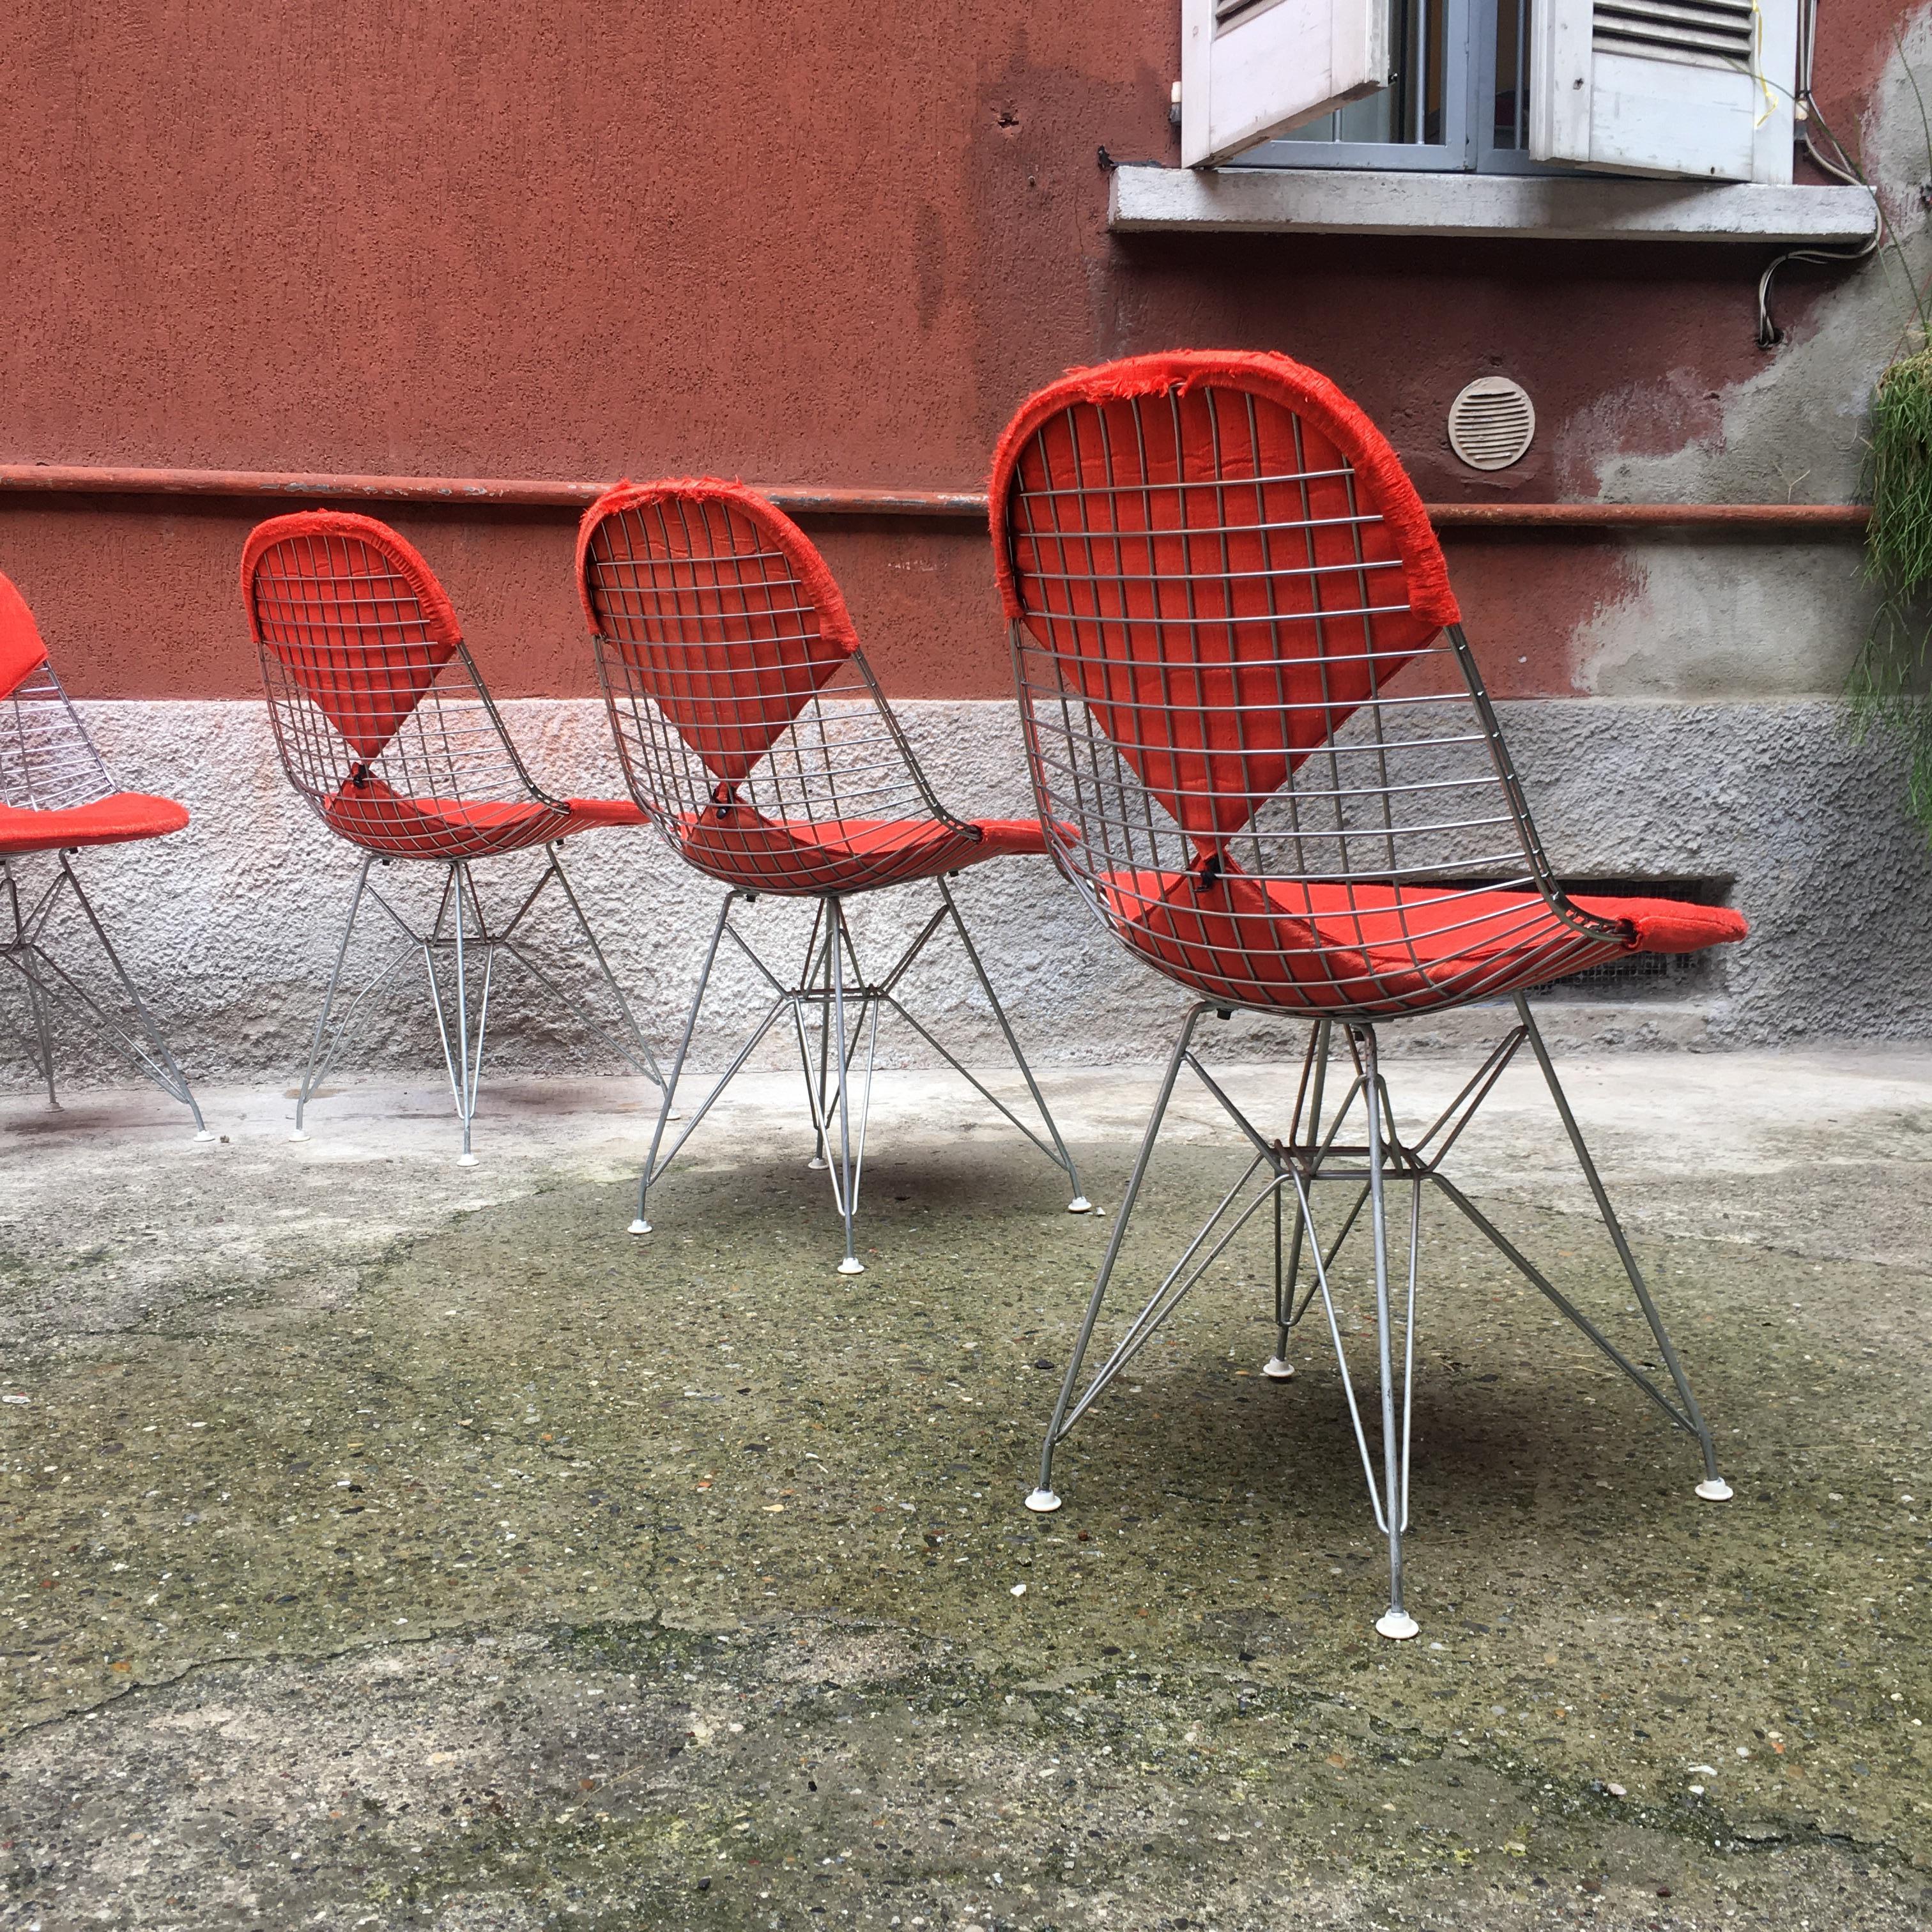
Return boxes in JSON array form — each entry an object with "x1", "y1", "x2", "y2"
[
  {"x1": 1855, "y1": 347, "x2": 1932, "y2": 838},
  {"x1": 1849, "y1": 42, "x2": 1932, "y2": 843}
]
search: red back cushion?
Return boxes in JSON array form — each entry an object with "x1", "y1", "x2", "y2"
[
  {"x1": 576, "y1": 479, "x2": 857, "y2": 788},
  {"x1": 240, "y1": 511, "x2": 463, "y2": 760},
  {"x1": 0, "y1": 571, "x2": 50, "y2": 700},
  {"x1": 992, "y1": 351, "x2": 1460, "y2": 847}
]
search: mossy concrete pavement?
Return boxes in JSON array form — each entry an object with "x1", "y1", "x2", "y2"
[{"x1": 3, "y1": 1048, "x2": 1931, "y2": 1929}]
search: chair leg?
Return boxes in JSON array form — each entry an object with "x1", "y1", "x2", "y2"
[
  {"x1": 498, "y1": 845, "x2": 666, "y2": 1091},
  {"x1": 1510, "y1": 992, "x2": 1729, "y2": 1501},
  {"x1": 291, "y1": 855, "x2": 378, "y2": 1144},
  {"x1": 792, "y1": 896, "x2": 838, "y2": 1167},
  {"x1": 826, "y1": 894, "x2": 873, "y2": 1276},
  {"x1": 2, "y1": 861, "x2": 57, "y2": 1108},
  {"x1": 1360, "y1": 1027, "x2": 1420, "y2": 1641},
  {"x1": 632, "y1": 891, "x2": 786, "y2": 1234},
  {"x1": 0, "y1": 853, "x2": 210, "y2": 1137},
  {"x1": 640, "y1": 879, "x2": 1080, "y2": 1271},
  {"x1": 876, "y1": 876, "x2": 1089, "y2": 1210},
  {"x1": 1031, "y1": 1003, "x2": 1722, "y2": 1639},
  {"x1": 421, "y1": 861, "x2": 493, "y2": 1166},
  {"x1": 932, "y1": 875, "x2": 1089, "y2": 1211},
  {"x1": 1028, "y1": 1007, "x2": 1207, "y2": 1512},
  {"x1": 1264, "y1": 1018, "x2": 1335, "y2": 1380}
]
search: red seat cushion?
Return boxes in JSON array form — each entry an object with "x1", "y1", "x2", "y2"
[
  {"x1": 317, "y1": 780, "x2": 647, "y2": 859},
  {"x1": 673, "y1": 808, "x2": 1050, "y2": 894},
  {"x1": 0, "y1": 792, "x2": 189, "y2": 854},
  {"x1": 1100, "y1": 869, "x2": 1747, "y2": 1016}
]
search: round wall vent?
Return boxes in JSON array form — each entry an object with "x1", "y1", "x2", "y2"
[{"x1": 1448, "y1": 377, "x2": 1536, "y2": 471}]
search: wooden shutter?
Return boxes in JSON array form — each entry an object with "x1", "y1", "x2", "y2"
[
  {"x1": 1181, "y1": 0, "x2": 1393, "y2": 168},
  {"x1": 1529, "y1": 0, "x2": 1797, "y2": 182}
]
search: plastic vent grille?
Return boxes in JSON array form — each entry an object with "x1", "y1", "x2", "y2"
[
  {"x1": 1447, "y1": 378, "x2": 1536, "y2": 471},
  {"x1": 1591, "y1": 0, "x2": 1754, "y2": 69}
]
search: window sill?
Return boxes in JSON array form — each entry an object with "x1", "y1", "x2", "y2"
[{"x1": 1107, "y1": 164, "x2": 1879, "y2": 245}]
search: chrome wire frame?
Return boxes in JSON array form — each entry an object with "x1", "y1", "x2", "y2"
[
  {"x1": 0, "y1": 852, "x2": 210, "y2": 1135},
  {"x1": 581, "y1": 486, "x2": 1087, "y2": 1264},
  {"x1": 630, "y1": 879, "x2": 1089, "y2": 1274},
  {"x1": 292, "y1": 847, "x2": 665, "y2": 1163},
  {"x1": 1028, "y1": 999, "x2": 1727, "y2": 1639},
  {"x1": 999, "y1": 372, "x2": 1731, "y2": 1636},
  {"x1": 0, "y1": 663, "x2": 208, "y2": 1134},
  {"x1": 1, "y1": 664, "x2": 116, "y2": 812}
]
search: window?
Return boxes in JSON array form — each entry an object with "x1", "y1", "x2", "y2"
[{"x1": 1179, "y1": 0, "x2": 1798, "y2": 183}]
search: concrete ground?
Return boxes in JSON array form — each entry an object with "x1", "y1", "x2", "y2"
[{"x1": 3, "y1": 1038, "x2": 1931, "y2": 1930}]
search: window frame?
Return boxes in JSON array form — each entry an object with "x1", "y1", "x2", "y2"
[{"x1": 1236, "y1": 0, "x2": 1584, "y2": 175}]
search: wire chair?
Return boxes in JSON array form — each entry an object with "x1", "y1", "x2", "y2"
[
  {"x1": 578, "y1": 477, "x2": 1090, "y2": 1271},
  {"x1": 993, "y1": 350, "x2": 1748, "y2": 1640},
  {"x1": 241, "y1": 510, "x2": 664, "y2": 1162},
  {"x1": 0, "y1": 571, "x2": 209, "y2": 1135}
]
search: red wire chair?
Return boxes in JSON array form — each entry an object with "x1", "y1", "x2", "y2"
[
  {"x1": 0, "y1": 571, "x2": 209, "y2": 1135},
  {"x1": 993, "y1": 349, "x2": 1746, "y2": 1640},
  {"x1": 241, "y1": 510, "x2": 664, "y2": 1161},
  {"x1": 577, "y1": 477, "x2": 1090, "y2": 1271}
]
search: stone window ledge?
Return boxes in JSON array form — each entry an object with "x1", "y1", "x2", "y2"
[{"x1": 1108, "y1": 163, "x2": 1880, "y2": 245}]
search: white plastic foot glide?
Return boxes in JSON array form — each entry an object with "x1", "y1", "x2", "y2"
[
  {"x1": 1261, "y1": 1356, "x2": 1295, "y2": 1381},
  {"x1": 807, "y1": 1156, "x2": 828, "y2": 1170},
  {"x1": 838, "y1": 1257, "x2": 866, "y2": 1276},
  {"x1": 628, "y1": 1218, "x2": 652, "y2": 1235},
  {"x1": 1025, "y1": 1488, "x2": 1062, "y2": 1514},
  {"x1": 1066, "y1": 1196, "x2": 1094, "y2": 1215},
  {"x1": 1376, "y1": 1610, "x2": 1420, "y2": 1641},
  {"x1": 1696, "y1": 1477, "x2": 1733, "y2": 1501},
  {"x1": 456, "y1": 1152, "x2": 479, "y2": 1168},
  {"x1": 192, "y1": 1130, "x2": 216, "y2": 1143},
  {"x1": 288, "y1": 1130, "x2": 310, "y2": 1144}
]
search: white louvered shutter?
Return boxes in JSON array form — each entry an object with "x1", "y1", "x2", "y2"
[
  {"x1": 1181, "y1": 0, "x2": 1393, "y2": 169},
  {"x1": 1529, "y1": 0, "x2": 1798, "y2": 182}
]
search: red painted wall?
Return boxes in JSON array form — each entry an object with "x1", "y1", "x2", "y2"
[{"x1": 0, "y1": 0, "x2": 1907, "y2": 702}]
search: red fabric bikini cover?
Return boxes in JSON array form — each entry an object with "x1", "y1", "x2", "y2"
[{"x1": 990, "y1": 349, "x2": 1460, "y2": 850}]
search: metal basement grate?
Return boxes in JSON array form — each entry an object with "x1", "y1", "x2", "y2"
[
  {"x1": 1542, "y1": 876, "x2": 1731, "y2": 999},
  {"x1": 1420, "y1": 875, "x2": 1733, "y2": 1000}
]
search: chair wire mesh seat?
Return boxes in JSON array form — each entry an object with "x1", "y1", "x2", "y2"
[
  {"x1": 577, "y1": 477, "x2": 1090, "y2": 1272},
  {"x1": 241, "y1": 511, "x2": 665, "y2": 1162},
  {"x1": 0, "y1": 571, "x2": 209, "y2": 1135},
  {"x1": 992, "y1": 349, "x2": 1747, "y2": 1639}
]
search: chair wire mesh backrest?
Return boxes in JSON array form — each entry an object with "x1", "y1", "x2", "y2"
[
  {"x1": 0, "y1": 573, "x2": 113, "y2": 815},
  {"x1": 0, "y1": 665, "x2": 114, "y2": 815},
  {"x1": 993, "y1": 352, "x2": 1629, "y2": 1020},
  {"x1": 578, "y1": 479, "x2": 965, "y2": 884},
  {"x1": 242, "y1": 511, "x2": 555, "y2": 854}
]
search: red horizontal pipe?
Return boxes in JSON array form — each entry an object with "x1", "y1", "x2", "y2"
[
  {"x1": 1425, "y1": 501, "x2": 1868, "y2": 529},
  {"x1": 0, "y1": 462, "x2": 1871, "y2": 531},
  {"x1": 0, "y1": 463, "x2": 986, "y2": 519}
]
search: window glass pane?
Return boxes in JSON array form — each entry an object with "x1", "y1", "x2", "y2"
[
  {"x1": 1278, "y1": 0, "x2": 1438, "y2": 146},
  {"x1": 1494, "y1": 0, "x2": 1528, "y2": 148}
]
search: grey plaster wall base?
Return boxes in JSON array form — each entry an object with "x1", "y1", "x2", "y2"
[{"x1": 4, "y1": 696, "x2": 1928, "y2": 1097}]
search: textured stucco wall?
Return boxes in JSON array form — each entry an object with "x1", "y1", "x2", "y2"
[
  {"x1": 5, "y1": 4, "x2": 1932, "y2": 1082},
  {"x1": 0, "y1": 0, "x2": 1919, "y2": 709},
  {"x1": 5, "y1": 698, "x2": 1928, "y2": 1105}
]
